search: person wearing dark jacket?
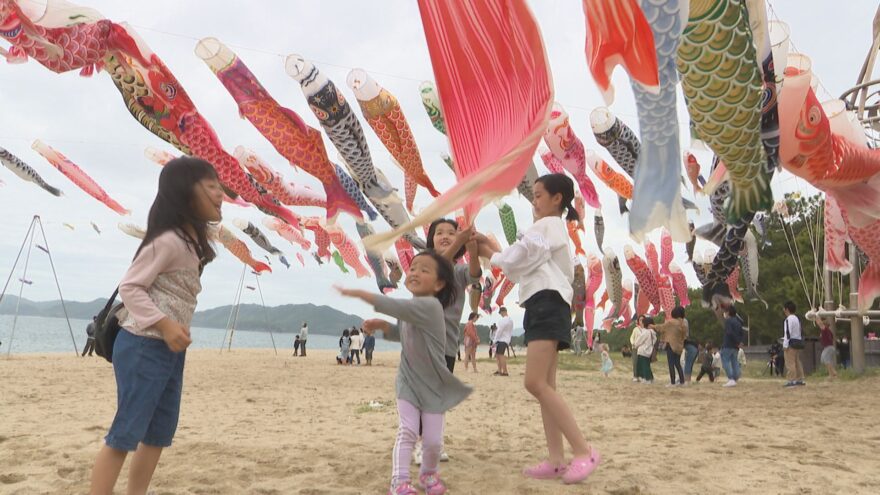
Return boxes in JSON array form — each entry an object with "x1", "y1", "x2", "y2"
[
  {"x1": 720, "y1": 306, "x2": 745, "y2": 388},
  {"x1": 82, "y1": 317, "x2": 97, "y2": 357}
]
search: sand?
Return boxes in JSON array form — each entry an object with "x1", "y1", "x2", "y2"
[{"x1": 1, "y1": 348, "x2": 879, "y2": 494}]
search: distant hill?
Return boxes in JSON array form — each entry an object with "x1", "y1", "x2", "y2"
[{"x1": 0, "y1": 296, "x2": 362, "y2": 336}]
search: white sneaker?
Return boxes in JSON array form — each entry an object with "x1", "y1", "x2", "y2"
[
  {"x1": 722, "y1": 380, "x2": 737, "y2": 388},
  {"x1": 412, "y1": 442, "x2": 423, "y2": 465},
  {"x1": 632, "y1": 377, "x2": 639, "y2": 382},
  {"x1": 440, "y1": 451, "x2": 449, "y2": 462}
]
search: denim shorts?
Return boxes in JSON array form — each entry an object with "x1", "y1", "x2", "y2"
[
  {"x1": 105, "y1": 329, "x2": 186, "y2": 451},
  {"x1": 523, "y1": 290, "x2": 572, "y2": 351}
]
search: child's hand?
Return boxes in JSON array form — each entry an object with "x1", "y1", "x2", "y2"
[
  {"x1": 334, "y1": 286, "x2": 377, "y2": 305},
  {"x1": 362, "y1": 319, "x2": 391, "y2": 333},
  {"x1": 159, "y1": 319, "x2": 192, "y2": 353}
]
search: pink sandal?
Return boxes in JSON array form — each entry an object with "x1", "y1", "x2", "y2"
[
  {"x1": 388, "y1": 481, "x2": 418, "y2": 495},
  {"x1": 522, "y1": 460, "x2": 567, "y2": 480},
  {"x1": 418, "y1": 472, "x2": 448, "y2": 495},
  {"x1": 561, "y1": 448, "x2": 601, "y2": 484}
]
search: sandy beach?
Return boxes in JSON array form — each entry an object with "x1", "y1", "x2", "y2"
[{"x1": 2, "y1": 349, "x2": 879, "y2": 494}]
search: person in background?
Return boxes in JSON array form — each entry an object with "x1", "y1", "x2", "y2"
[
  {"x1": 82, "y1": 316, "x2": 97, "y2": 357},
  {"x1": 488, "y1": 323, "x2": 497, "y2": 358},
  {"x1": 463, "y1": 312, "x2": 480, "y2": 372},
  {"x1": 337, "y1": 329, "x2": 351, "y2": 365},
  {"x1": 782, "y1": 301, "x2": 806, "y2": 388},
  {"x1": 600, "y1": 343, "x2": 613, "y2": 377},
  {"x1": 817, "y1": 317, "x2": 838, "y2": 379},
  {"x1": 350, "y1": 328, "x2": 363, "y2": 365},
  {"x1": 363, "y1": 329, "x2": 376, "y2": 366},
  {"x1": 293, "y1": 335, "x2": 301, "y2": 357},
  {"x1": 634, "y1": 317, "x2": 657, "y2": 384},
  {"x1": 494, "y1": 307, "x2": 513, "y2": 376},
  {"x1": 838, "y1": 337, "x2": 850, "y2": 369},
  {"x1": 572, "y1": 324, "x2": 586, "y2": 356},
  {"x1": 299, "y1": 322, "x2": 308, "y2": 357},
  {"x1": 712, "y1": 347, "x2": 722, "y2": 378},
  {"x1": 629, "y1": 316, "x2": 645, "y2": 383},
  {"x1": 682, "y1": 315, "x2": 698, "y2": 385},
  {"x1": 696, "y1": 343, "x2": 717, "y2": 383},
  {"x1": 655, "y1": 306, "x2": 687, "y2": 387},
  {"x1": 720, "y1": 306, "x2": 745, "y2": 388}
]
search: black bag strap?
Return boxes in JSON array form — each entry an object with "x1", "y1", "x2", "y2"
[
  {"x1": 97, "y1": 287, "x2": 120, "y2": 320},
  {"x1": 785, "y1": 319, "x2": 790, "y2": 340}
]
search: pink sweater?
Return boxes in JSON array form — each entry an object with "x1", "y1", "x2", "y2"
[{"x1": 117, "y1": 230, "x2": 203, "y2": 340}]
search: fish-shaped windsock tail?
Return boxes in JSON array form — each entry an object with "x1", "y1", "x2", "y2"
[
  {"x1": 568, "y1": 220, "x2": 586, "y2": 257},
  {"x1": 659, "y1": 228, "x2": 673, "y2": 276},
  {"x1": 495, "y1": 277, "x2": 515, "y2": 307},
  {"x1": 252, "y1": 261, "x2": 272, "y2": 274},
  {"x1": 582, "y1": 0, "x2": 659, "y2": 105},
  {"x1": 695, "y1": 222, "x2": 727, "y2": 247},
  {"x1": 629, "y1": 109, "x2": 690, "y2": 242},
  {"x1": 394, "y1": 238, "x2": 415, "y2": 273},
  {"x1": 334, "y1": 163, "x2": 378, "y2": 221},
  {"x1": 332, "y1": 251, "x2": 349, "y2": 274},
  {"x1": 824, "y1": 195, "x2": 853, "y2": 274}
]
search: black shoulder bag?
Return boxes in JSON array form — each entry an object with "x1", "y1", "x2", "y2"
[
  {"x1": 786, "y1": 319, "x2": 805, "y2": 350},
  {"x1": 94, "y1": 288, "x2": 125, "y2": 362}
]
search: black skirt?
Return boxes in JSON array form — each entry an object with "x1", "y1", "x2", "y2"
[{"x1": 522, "y1": 290, "x2": 572, "y2": 351}]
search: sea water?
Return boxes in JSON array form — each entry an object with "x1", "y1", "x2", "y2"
[{"x1": 0, "y1": 315, "x2": 400, "y2": 355}]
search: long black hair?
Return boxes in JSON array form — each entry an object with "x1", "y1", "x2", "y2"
[
  {"x1": 412, "y1": 250, "x2": 457, "y2": 309},
  {"x1": 426, "y1": 218, "x2": 466, "y2": 260},
  {"x1": 535, "y1": 173, "x2": 579, "y2": 222},
  {"x1": 136, "y1": 156, "x2": 218, "y2": 268}
]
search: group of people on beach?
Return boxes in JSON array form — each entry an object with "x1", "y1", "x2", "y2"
[
  {"x1": 87, "y1": 161, "x2": 599, "y2": 494},
  {"x1": 334, "y1": 326, "x2": 376, "y2": 366}
]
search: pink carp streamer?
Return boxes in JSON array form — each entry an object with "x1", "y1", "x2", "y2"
[
  {"x1": 32, "y1": 139, "x2": 128, "y2": 215},
  {"x1": 364, "y1": 0, "x2": 553, "y2": 252},
  {"x1": 195, "y1": 38, "x2": 359, "y2": 224},
  {"x1": 541, "y1": 103, "x2": 600, "y2": 208},
  {"x1": 233, "y1": 146, "x2": 327, "y2": 210}
]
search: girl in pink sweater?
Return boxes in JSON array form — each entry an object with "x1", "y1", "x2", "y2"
[{"x1": 89, "y1": 157, "x2": 224, "y2": 495}]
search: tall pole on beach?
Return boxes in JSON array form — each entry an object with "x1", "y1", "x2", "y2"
[{"x1": 849, "y1": 244, "x2": 866, "y2": 374}]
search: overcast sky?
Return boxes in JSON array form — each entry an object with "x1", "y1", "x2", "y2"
[{"x1": 0, "y1": 0, "x2": 874, "y2": 329}]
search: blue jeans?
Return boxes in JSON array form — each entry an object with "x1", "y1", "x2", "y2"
[
  {"x1": 105, "y1": 330, "x2": 186, "y2": 451},
  {"x1": 720, "y1": 347, "x2": 741, "y2": 381},
  {"x1": 683, "y1": 344, "x2": 699, "y2": 379}
]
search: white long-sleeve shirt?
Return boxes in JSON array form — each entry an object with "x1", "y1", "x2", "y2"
[
  {"x1": 490, "y1": 216, "x2": 573, "y2": 305},
  {"x1": 495, "y1": 316, "x2": 513, "y2": 344},
  {"x1": 783, "y1": 314, "x2": 801, "y2": 349},
  {"x1": 634, "y1": 328, "x2": 656, "y2": 358}
]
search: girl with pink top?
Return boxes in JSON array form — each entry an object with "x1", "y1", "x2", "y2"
[{"x1": 89, "y1": 157, "x2": 224, "y2": 495}]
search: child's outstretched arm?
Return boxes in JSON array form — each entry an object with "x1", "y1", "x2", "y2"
[
  {"x1": 363, "y1": 318, "x2": 400, "y2": 342},
  {"x1": 466, "y1": 239, "x2": 482, "y2": 280},
  {"x1": 439, "y1": 226, "x2": 473, "y2": 262}
]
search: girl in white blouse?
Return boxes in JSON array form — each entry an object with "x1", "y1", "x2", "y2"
[{"x1": 490, "y1": 173, "x2": 600, "y2": 485}]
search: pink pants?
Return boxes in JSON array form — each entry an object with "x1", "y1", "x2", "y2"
[{"x1": 392, "y1": 399, "x2": 444, "y2": 485}]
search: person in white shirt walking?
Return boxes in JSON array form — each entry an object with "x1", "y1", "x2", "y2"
[
  {"x1": 782, "y1": 301, "x2": 806, "y2": 387},
  {"x1": 494, "y1": 308, "x2": 514, "y2": 376}
]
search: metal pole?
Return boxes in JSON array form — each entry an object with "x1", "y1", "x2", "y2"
[
  {"x1": 6, "y1": 219, "x2": 36, "y2": 357},
  {"x1": 36, "y1": 217, "x2": 79, "y2": 356},
  {"x1": 226, "y1": 265, "x2": 247, "y2": 352},
  {"x1": 255, "y1": 275, "x2": 277, "y2": 355},
  {"x1": 0, "y1": 216, "x2": 36, "y2": 305},
  {"x1": 849, "y1": 243, "x2": 866, "y2": 374},
  {"x1": 220, "y1": 264, "x2": 246, "y2": 353}
]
